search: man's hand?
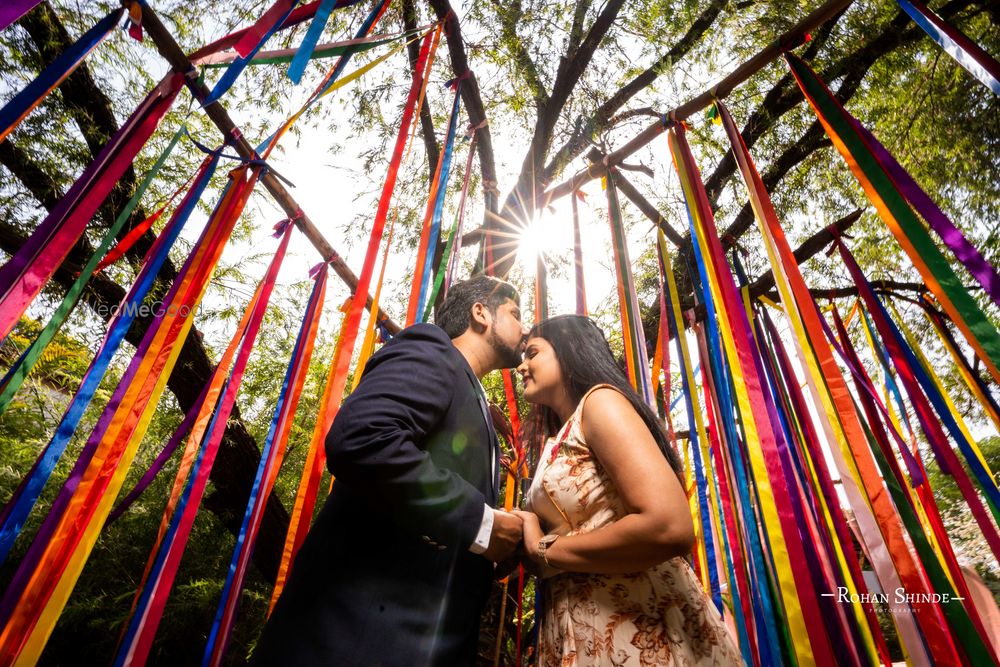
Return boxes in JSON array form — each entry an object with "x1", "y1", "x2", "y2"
[{"x1": 481, "y1": 510, "x2": 523, "y2": 562}]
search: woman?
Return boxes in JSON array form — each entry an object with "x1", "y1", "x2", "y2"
[{"x1": 513, "y1": 315, "x2": 742, "y2": 667}]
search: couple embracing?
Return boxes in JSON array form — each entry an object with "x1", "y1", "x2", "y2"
[{"x1": 254, "y1": 276, "x2": 741, "y2": 667}]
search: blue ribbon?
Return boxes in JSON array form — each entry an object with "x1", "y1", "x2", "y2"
[
  {"x1": 204, "y1": 3, "x2": 300, "y2": 106},
  {"x1": 202, "y1": 267, "x2": 326, "y2": 663},
  {"x1": 687, "y1": 226, "x2": 783, "y2": 666},
  {"x1": 0, "y1": 8, "x2": 123, "y2": 139},
  {"x1": 286, "y1": 0, "x2": 364, "y2": 84},
  {"x1": 896, "y1": 0, "x2": 1000, "y2": 94},
  {"x1": 416, "y1": 83, "x2": 462, "y2": 315},
  {"x1": 0, "y1": 148, "x2": 222, "y2": 565}
]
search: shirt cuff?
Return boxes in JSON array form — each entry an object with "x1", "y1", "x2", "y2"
[{"x1": 468, "y1": 504, "x2": 494, "y2": 554}]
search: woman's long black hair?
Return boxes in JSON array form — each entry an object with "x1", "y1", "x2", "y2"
[{"x1": 522, "y1": 315, "x2": 683, "y2": 475}]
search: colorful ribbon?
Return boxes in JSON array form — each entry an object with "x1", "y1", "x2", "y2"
[
  {"x1": 0, "y1": 73, "x2": 182, "y2": 344},
  {"x1": 0, "y1": 125, "x2": 184, "y2": 414},
  {"x1": 0, "y1": 8, "x2": 123, "y2": 144},
  {"x1": 896, "y1": 0, "x2": 1000, "y2": 94},
  {"x1": 716, "y1": 97, "x2": 948, "y2": 665},
  {"x1": 0, "y1": 164, "x2": 256, "y2": 665},
  {"x1": 407, "y1": 79, "x2": 463, "y2": 325},
  {"x1": 115, "y1": 221, "x2": 293, "y2": 667},
  {"x1": 269, "y1": 26, "x2": 435, "y2": 610},
  {"x1": 204, "y1": 264, "x2": 327, "y2": 665},
  {"x1": 0, "y1": 145, "x2": 221, "y2": 567},
  {"x1": 604, "y1": 169, "x2": 654, "y2": 406},
  {"x1": 786, "y1": 52, "x2": 1000, "y2": 387}
]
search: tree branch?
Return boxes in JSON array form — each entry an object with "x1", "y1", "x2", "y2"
[
  {"x1": 403, "y1": 0, "x2": 439, "y2": 180},
  {"x1": 426, "y1": 0, "x2": 500, "y2": 221},
  {"x1": 608, "y1": 169, "x2": 685, "y2": 246},
  {"x1": 542, "y1": 0, "x2": 729, "y2": 184},
  {"x1": 493, "y1": 0, "x2": 549, "y2": 106}
]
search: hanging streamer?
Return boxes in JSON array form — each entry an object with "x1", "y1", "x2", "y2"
[
  {"x1": 604, "y1": 169, "x2": 654, "y2": 406},
  {"x1": 657, "y1": 233, "x2": 726, "y2": 618},
  {"x1": 286, "y1": 0, "x2": 366, "y2": 81},
  {"x1": 91, "y1": 166, "x2": 196, "y2": 274},
  {"x1": 0, "y1": 1, "x2": 43, "y2": 32},
  {"x1": 823, "y1": 300, "x2": 998, "y2": 665},
  {"x1": 407, "y1": 79, "x2": 464, "y2": 325},
  {"x1": 571, "y1": 191, "x2": 588, "y2": 316},
  {"x1": 836, "y1": 239, "x2": 1000, "y2": 556},
  {"x1": 0, "y1": 146, "x2": 222, "y2": 567},
  {"x1": 896, "y1": 0, "x2": 1000, "y2": 94},
  {"x1": 204, "y1": 264, "x2": 327, "y2": 665},
  {"x1": 257, "y1": 0, "x2": 394, "y2": 157},
  {"x1": 922, "y1": 298, "x2": 1000, "y2": 431},
  {"x1": 715, "y1": 97, "x2": 949, "y2": 665},
  {"x1": 115, "y1": 222, "x2": 294, "y2": 667},
  {"x1": 204, "y1": 1, "x2": 301, "y2": 105},
  {"x1": 786, "y1": 52, "x2": 1000, "y2": 387},
  {"x1": 0, "y1": 165, "x2": 257, "y2": 665},
  {"x1": 105, "y1": 381, "x2": 208, "y2": 525},
  {"x1": 268, "y1": 308, "x2": 346, "y2": 611},
  {"x1": 0, "y1": 8, "x2": 124, "y2": 144},
  {"x1": 269, "y1": 26, "x2": 436, "y2": 609},
  {"x1": 670, "y1": 120, "x2": 844, "y2": 667},
  {"x1": 0, "y1": 125, "x2": 184, "y2": 414},
  {"x1": 0, "y1": 73, "x2": 183, "y2": 344}
]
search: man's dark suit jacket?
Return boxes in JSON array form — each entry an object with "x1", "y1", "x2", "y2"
[{"x1": 252, "y1": 323, "x2": 498, "y2": 666}]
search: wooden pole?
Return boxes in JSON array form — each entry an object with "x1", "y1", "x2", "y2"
[
  {"x1": 538, "y1": 0, "x2": 855, "y2": 210},
  {"x1": 139, "y1": 5, "x2": 402, "y2": 334}
]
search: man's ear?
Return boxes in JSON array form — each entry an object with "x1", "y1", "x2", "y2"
[{"x1": 470, "y1": 302, "x2": 491, "y2": 332}]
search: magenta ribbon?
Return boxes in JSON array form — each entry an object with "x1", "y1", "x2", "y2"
[
  {"x1": 0, "y1": 73, "x2": 182, "y2": 342},
  {"x1": 115, "y1": 222, "x2": 294, "y2": 666},
  {"x1": 234, "y1": 0, "x2": 299, "y2": 57}
]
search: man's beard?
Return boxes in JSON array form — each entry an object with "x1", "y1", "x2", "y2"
[{"x1": 489, "y1": 329, "x2": 522, "y2": 369}]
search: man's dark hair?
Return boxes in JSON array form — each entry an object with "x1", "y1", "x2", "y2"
[{"x1": 435, "y1": 276, "x2": 520, "y2": 339}]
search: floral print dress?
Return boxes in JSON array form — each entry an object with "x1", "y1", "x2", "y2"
[{"x1": 525, "y1": 385, "x2": 743, "y2": 667}]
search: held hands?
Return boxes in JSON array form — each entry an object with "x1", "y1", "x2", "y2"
[
  {"x1": 482, "y1": 510, "x2": 523, "y2": 562},
  {"x1": 510, "y1": 510, "x2": 544, "y2": 569}
]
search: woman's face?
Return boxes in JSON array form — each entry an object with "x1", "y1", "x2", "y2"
[{"x1": 516, "y1": 336, "x2": 566, "y2": 406}]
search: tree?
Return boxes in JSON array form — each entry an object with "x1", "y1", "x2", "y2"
[{"x1": 0, "y1": 0, "x2": 997, "y2": 663}]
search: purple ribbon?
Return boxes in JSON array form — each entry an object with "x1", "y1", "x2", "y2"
[
  {"x1": 854, "y1": 118, "x2": 1000, "y2": 308},
  {"x1": 0, "y1": 0, "x2": 42, "y2": 32}
]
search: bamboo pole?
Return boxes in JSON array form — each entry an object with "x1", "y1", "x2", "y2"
[
  {"x1": 139, "y1": 5, "x2": 402, "y2": 334},
  {"x1": 538, "y1": 0, "x2": 855, "y2": 210}
]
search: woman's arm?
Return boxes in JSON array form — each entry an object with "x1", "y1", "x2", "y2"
[{"x1": 518, "y1": 387, "x2": 694, "y2": 574}]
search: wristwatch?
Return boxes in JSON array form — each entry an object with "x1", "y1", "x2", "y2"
[{"x1": 536, "y1": 534, "x2": 560, "y2": 569}]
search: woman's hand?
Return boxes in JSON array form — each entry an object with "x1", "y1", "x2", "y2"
[{"x1": 511, "y1": 510, "x2": 543, "y2": 565}]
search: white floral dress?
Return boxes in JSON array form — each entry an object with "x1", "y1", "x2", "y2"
[{"x1": 525, "y1": 385, "x2": 743, "y2": 667}]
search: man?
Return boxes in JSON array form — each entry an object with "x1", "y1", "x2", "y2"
[{"x1": 253, "y1": 276, "x2": 527, "y2": 666}]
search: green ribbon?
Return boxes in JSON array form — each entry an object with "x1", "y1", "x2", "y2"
[{"x1": 0, "y1": 126, "x2": 184, "y2": 414}]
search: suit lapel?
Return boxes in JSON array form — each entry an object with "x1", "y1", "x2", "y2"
[{"x1": 463, "y1": 365, "x2": 500, "y2": 503}]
